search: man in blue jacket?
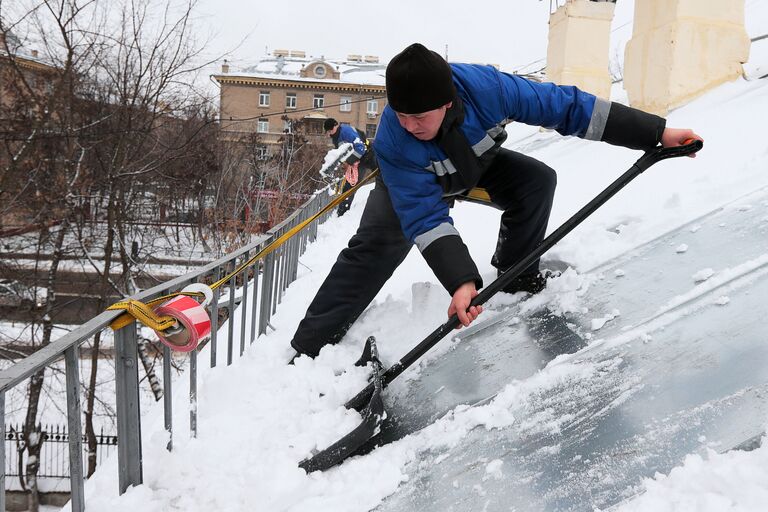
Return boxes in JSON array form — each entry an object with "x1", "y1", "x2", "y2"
[
  {"x1": 291, "y1": 43, "x2": 700, "y2": 358},
  {"x1": 323, "y1": 118, "x2": 374, "y2": 216}
]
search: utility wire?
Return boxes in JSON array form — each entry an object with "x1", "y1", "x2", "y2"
[{"x1": 222, "y1": 94, "x2": 387, "y2": 123}]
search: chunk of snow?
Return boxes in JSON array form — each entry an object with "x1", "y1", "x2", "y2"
[
  {"x1": 715, "y1": 296, "x2": 730, "y2": 306},
  {"x1": 692, "y1": 268, "x2": 715, "y2": 283},
  {"x1": 484, "y1": 459, "x2": 504, "y2": 480},
  {"x1": 591, "y1": 310, "x2": 619, "y2": 331},
  {"x1": 676, "y1": 244, "x2": 689, "y2": 253},
  {"x1": 614, "y1": 269, "x2": 626, "y2": 277}
]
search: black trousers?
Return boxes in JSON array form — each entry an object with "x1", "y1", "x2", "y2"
[
  {"x1": 336, "y1": 179, "x2": 356, "y2": 216},
  {"x1": 291, "y1": 148, "x2": 556, "y2": 357}
]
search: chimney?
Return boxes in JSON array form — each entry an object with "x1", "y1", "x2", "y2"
[{"x1": 221, "y1": 59, "x2": 230, "y2": 73}]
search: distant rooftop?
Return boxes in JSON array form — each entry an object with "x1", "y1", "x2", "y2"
[
  {"x1": 217, "y1": 49, "x2": 387, "y2": 86},
  {"x1": 0, "y1": 31, "x2": 54, "y2": 70}
]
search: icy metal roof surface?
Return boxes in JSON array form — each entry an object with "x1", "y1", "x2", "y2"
[{"x1": 375, "y1": 191, "x2": 768, "y2": 511}]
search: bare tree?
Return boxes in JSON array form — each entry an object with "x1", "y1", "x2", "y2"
[
  {"x1": 1, "y1": 0, "x2": 328, "y2": 504},
  {"x1": 1, "y1": 0, "x2": 221, "y2": 506}
]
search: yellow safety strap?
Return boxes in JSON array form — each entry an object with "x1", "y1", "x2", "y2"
[
  {"x1": 107, "y1": 298, "x2": 179, "y2": 332},
  {"x1": 107, "y1": 168, "x2": 380, "y2": 332},
  {"x1": 461, "y1": 187, "x2": 492, "y2": 204}
]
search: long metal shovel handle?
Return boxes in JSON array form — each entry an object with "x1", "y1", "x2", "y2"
[{"x1": 345, "y1": 139, "x2": 703, "y2": 410}]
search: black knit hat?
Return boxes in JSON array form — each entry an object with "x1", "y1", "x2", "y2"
[
  {"x1": 386, "y1": 43, "x2": 456, "y2": 114},
  {"x1": 323, "y1": 118, "x2": 338, "y2": 132}
]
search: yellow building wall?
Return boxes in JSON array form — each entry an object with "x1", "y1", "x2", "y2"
[
  {"x1": 546, "y1": 0, "x2": 616, "y2": 100},
  {"x1": 624, "y1": 0, "x2": 750, "y2": 115}
]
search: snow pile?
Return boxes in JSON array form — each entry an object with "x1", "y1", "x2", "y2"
[
  {"x1": 318, "y1": 143, "x2": 353, "y2": 179},
  {"x1": 617, "y1": 440, "x2": 768, "y2": 512}
]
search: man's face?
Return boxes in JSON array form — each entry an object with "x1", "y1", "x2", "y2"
[
  {"x1": 395, "y1": 102, "x2": 451, "y2": 141},
  {"x1": 325, "y1": 125, "x2": 338, "y2": 137}
]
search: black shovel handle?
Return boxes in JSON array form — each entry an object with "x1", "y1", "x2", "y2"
[{"x1": 346, "y1": 139, "x2": 703, "y2": 411}]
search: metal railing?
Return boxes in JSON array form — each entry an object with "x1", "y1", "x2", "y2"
[
  {"x1": 4, "y1": 424, "x2": 117, "y2": 480},
  {"x1": 0, "y1": 189, "x2": 335, "y2": 511}
]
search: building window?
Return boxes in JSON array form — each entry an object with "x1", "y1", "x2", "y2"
[
  {"x1": 257, "y1": 118, "x2": 269, "y2": 133},
  {"x1": 259, "y1": 91, "x2": 270, "y2": 107},
  {"x1": 366, "y1": 99, "x2": 378, "y2": 114},
  {"x1": 308, "y1": 119, "x2": 325, "y2": 134},
  {"x1": 283, "y1": 119, "x2": 292, "y2": 133},
  {"x1": 339, "y1": 96, "x2": 352, "y2": 112},
  {"x1": 314, "y1": 65, "x2": 326, "y2": 78},
  {"x1": 365, "y1": 123, "x2": 377, "y2": 139},
  {"x1": 313, "y1": 94, "x2": 324, "y2": 109},
  {"x1": 256, "y1": 146, "x2": 268, "y2": 160},
  {"x1": 285, "y1": 93, "x2": 296, "y2": 109}
]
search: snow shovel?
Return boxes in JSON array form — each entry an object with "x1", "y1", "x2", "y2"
[
  {"x1": 299, "y1": 139, "x2": 703, "y2": 472},
  {"x1": 298, "y1": 336, "x2": 384, "y2": 472}
]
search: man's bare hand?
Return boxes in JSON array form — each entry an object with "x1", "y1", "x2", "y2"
[
  {"x1": 448, "y1": 282, "x2": 483, "y2": 329},
  {"x1": 661, "y1": 128, "x2": 703, "y2": 158}
]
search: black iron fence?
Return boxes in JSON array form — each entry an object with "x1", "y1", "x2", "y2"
[{"x1": 4, "y1": 424, "x2": 117, "y2": 480}]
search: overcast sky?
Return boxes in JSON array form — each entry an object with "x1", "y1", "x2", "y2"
[
  {"x1": 194, "y1": 0, "x2": 572, "y2": 73},
  {"x1": 183, "y1": 0, "x2": 637, "y2": 98}
]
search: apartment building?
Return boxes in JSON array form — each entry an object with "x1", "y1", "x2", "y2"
[
  {"x1": 0, "y1": 32, "x2": 56, "y2": 112},
  {"x1": 213, "y1": 50, "x2": 387, "y2": 156}
]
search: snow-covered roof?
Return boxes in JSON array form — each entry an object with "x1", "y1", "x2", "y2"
[
  {"x1": 219, "y1": 53, "x2": 386, "y2": 86},
  {"x1": 0, "y1": 31, "x2": 56, "y2": 70},
  {"x1": 0, "y1": 48, "x2": 56, "y2": 72}
]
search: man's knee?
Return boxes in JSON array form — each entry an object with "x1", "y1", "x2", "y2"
[{"x1": 536, "y1": 163, "x2": 557, "y2": 199}]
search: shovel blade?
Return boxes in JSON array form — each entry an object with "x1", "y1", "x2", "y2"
[{"x1": 298, "y1": 336, "x2": 385, "y2": 472}]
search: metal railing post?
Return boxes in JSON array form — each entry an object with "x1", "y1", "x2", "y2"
[
  {"x1": 292, "y1": 236, "x2": 299, "y2": 282},
  {"x1": 64, "y1": 346, "x2": 85, "y2": 512},
  {"x1": 227, "y1": 260, "x2": 236, "y2": 366},
  {"x1": 285, "y1": 238, "x2": 293, "y2": 289},
  {"x1": 240, "y1": 250, "x2": 249, "y2": 356},
  {"x1": 250, "y1": 257, "x2": 259, "y2": 344},
  {"x1": 190, "y1": 349, "x2": 197, "y2": 438},
  {"x1": 272, "y1": 248, "x2": 281, "y2": 312},
  {"x1": 1, "y1": 392, "x2": 5, "y2": 512},
  {"x1": 115, "y1": 322, "x2": 143, "y2": 493},
  {"x1": 163, "y1": 344, "x2": 172, "y2": 451},
  {"x1": 210, "y1": 265, "x2": 221, "y2": 368},
  {"x1": 259, "y1": 252, "x2": 274, "y2": 335}
]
